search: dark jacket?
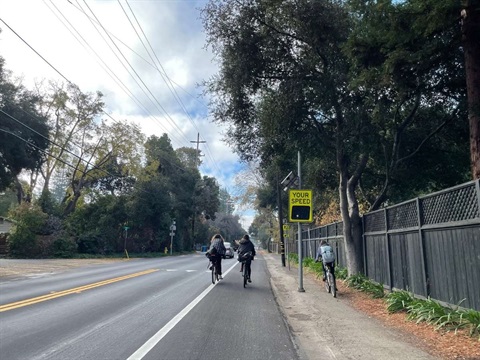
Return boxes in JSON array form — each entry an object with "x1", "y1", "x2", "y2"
[
  {"x1": 237, "y1": 238, "x2": 256, "y2": 258},
  {"x1": 209, "y1": 237, "x2": 226, "y2": 256}
]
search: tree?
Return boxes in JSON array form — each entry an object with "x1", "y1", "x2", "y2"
[
  {"x1": 461, "y1": 0, "x2": 480, "y2": 179},
  {"x1": 0, "y1": 57, "x2": 49, "y2": 198},
  {"x1": 202, "y1": 0, "x2": 470, "y2": 274}
]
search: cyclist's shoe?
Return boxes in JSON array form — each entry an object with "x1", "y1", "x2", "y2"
[
  {"x1": 247, "y1": 278, "x2": 252, "y2": 283},
  {"x1": 218, "y1": 275, "x2": 223, "y2": 280},
  {"x1": 209, "y1": 266, "x2": 213, "y2": 270}
]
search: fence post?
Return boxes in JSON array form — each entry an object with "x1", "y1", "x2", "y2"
[
  {"x1": 416, "y1": 197, "x2": 430, "y2": 297},
  {"x1": 476, "y1": 179, "x2": 480, "y2": 212},
  {"x1": 362, "y1": 215, "x2": 367, "y2": 277},
  {"x1": 385, "y1": 208, "x2": 393, "y2": 291}
]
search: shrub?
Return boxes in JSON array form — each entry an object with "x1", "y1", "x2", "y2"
[
  {"x1": 335, "y1": 266, "x2": 348, "y2": 280},
  {"x1": 52, "y1": 236, "x2": 77, "y2": 258},
  {"x1": 345, "y1": 273, "x2": 384, "y2": 298},
  {"x1": 386, "y1": 290, "x2": 417, "y2": 313},
  {"x1": 289, "y1": 253, "x2": 298, "y2": 264},
  {"x1": 7, "y1": 203, "x2": 48, "y2": 258},
  {"x1": 407, "y1": 298, "x2": 451, "y2": 324}
]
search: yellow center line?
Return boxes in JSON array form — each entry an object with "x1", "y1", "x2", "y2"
[{"x1": 0, "y1": 269, "x2": 159, "y2": 312}]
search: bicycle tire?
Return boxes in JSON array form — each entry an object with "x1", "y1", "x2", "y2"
[
  {"x1": 328, "y1": 272, "x2": 336, "y2": 297},
  {"x1": 325, "y1": 272, "x2": 331, "y2": 293},
  {"x1": 211, "y1": 263, "x2": 216, "y2": 284},
  {"x1": 243, "y1": 262, "x2": 248, "y2": 288}
]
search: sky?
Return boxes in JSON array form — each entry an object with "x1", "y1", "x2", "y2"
[{"x1": 0, "y1": 0, "x2": 254, "y2": 230}]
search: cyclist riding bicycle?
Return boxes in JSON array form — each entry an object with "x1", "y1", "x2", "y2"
[
  {"x1": 206, "y1": 234, "x2": 226, "y2": 280},
  {"x1": 315, "y1": 240, "x2": 336, "y2": 285},
  {"x1": 237, "y1": 234, "x2": 256, "y2": 282}
]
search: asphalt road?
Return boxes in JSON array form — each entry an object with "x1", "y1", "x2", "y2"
[{"x1": 0, "y1": 254, "x2": 298, "y2": 360}]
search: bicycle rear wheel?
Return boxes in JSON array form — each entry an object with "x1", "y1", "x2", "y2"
[
  {"x1": 325, "y1": 273, "x2": 331, "y2": 293},
  {"x1": 328, "y1": 273, "x2": 336, "y2": 297},
  {"x1": 243, "y1": 262, "x2": 248, "y2": 288},
  {"x1": 211, "y1": 265, "x2": 215, "y2": 284}
]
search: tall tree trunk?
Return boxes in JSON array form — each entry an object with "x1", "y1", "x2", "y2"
[
  {"x1": 14, "y1": 177, "x2": 25, "y2": 204},
  {"x1": 462, "y1": 0, "x2": 480, "y2": 179}
]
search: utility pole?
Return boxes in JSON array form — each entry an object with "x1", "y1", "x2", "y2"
[
  {"x1": 190, "y1": 133, "x2": 206, "y2": 249},
  {"x1": 190, "y1": 133, "x2": 206, "y2": 168}
]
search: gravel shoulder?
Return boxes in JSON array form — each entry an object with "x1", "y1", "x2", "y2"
[{"x1": 0, "y1": 258, "x2": 124, "y2": 278}]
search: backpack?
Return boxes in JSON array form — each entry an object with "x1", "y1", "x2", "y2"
[{"x1": 321, "y1": 245, "x2": 335, "y2": 263}]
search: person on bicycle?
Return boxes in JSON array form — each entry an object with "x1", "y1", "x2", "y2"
[
  {"x1": 206, "y1": 234, "x2": 226, "y2": 279},
  {"x1": 237, "y1": 234, "x2": 256, "y2": 282},
  {"x1": 315, "y1": 240, "x2": 336, "y2": 284}
]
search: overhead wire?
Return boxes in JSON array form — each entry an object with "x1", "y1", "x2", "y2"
[
  {"x1": 78, "y1": 0, "x2": 193, "y2": 146},
  {"x1": 121, "y1": 0, "x2": 224, "y2": 175},
  {"x1": 1, "y1": 3, "x2": 229, "y2": 193},
  {"x1": 0, "y1": 19, "x2": 190, "y2": 193},
  {"x1": 64, "y1": 0, "x2": 224, "y2": 176},
  {"x1": 44, "y1": 0, "x2": 185, "y2": 146}
]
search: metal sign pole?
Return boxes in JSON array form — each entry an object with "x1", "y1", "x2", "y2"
[
  {"x1": 169, "y1": 221, "x2": 176, "y2": 255},
  {"x1": 297, "y1": 151, "x2": 305, "y2": 292}
]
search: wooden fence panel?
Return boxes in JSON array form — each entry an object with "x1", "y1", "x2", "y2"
[
  {"x1": 389, "y1": 232, "x2": 426, "y2": 296},
  {"x1": 424, "y1": 226, "x2": 480, "y2": 310},
  {"x1": 365, "y1": 234, "x2": 390, "y2": 287}
]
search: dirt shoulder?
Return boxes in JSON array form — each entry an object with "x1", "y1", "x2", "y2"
[{"x1": 0, "y1": 258, "x2": 124, "y2": 278}]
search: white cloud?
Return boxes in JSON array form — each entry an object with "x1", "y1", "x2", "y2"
[{"x1": 0, "y1": 0, "x2": 254, "y2": 229}]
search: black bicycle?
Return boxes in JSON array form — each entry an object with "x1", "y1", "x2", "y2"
[
  {"x1": 239, "y1": 251, "x2": 253, "y2": 288},
  {"x1": 324, "y1": 262, "x2": 337, "y2": 298}
]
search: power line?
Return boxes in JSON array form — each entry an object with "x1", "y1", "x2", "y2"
[
  {"x1": 0, "y1": 18, "x2": 70, "y2": 83},
  {"x1": 78, "y1": 0, "x2": 192, "y2": 146},
  {"x1": 120, "y1": 0, "x2": 224, "y2": 174},
  {"x1": 64, "y1": 0, "x2": 224, "y2": 175},
  {"x1": 44, "y1": 0, "x2": 185, "y2": 146}
]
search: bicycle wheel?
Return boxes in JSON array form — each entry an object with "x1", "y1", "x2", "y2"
[
  {"x1": 243, "y1": 262, "x2": 248, "y2": 288},
  {"x1": 211, "y1": 263, "x2": 216, "y2": 284},
  {"x1": 328, "y1": 273, "x2": 336, "y2": 297},
  {"x1": 324, "y1": 272, "x2": 331, "y2": 293}
]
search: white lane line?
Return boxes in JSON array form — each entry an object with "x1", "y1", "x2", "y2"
[{"x1": 127, "y1": 262, "x2": 237, "y2": 360}]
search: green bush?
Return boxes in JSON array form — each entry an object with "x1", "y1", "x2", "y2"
[
  {"x1": 456, "y1": 309, "x2": 480, "y2": 337},
  {"x1": 335, "y1": 266, "x2": 348, "y2": 280},
  {"x1": 345, "y1": 273, "x2": 384, "y2": 298},
  {"x1": 52, "y1": 236, "x2": 77, "y2": 258},
  {"x1": 385, "y1": 292, "x2": 480, "y2": 339},
  {"x1": 407, "y1": 298, "x2": 451, "y2": 324},
  {"x1": 386, "y1": 290, "x2": 417, "y2": 313},
  {"x1": 8, "y1": 203, "x2": 48, "y2": 258},
  {"x1": 289, "y1": 253, "x2": 298, "y2": 264}
]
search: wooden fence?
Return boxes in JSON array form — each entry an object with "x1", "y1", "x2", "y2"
[{"x1": 283, "y1": 180, "x2": 480, "y2": 311}]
